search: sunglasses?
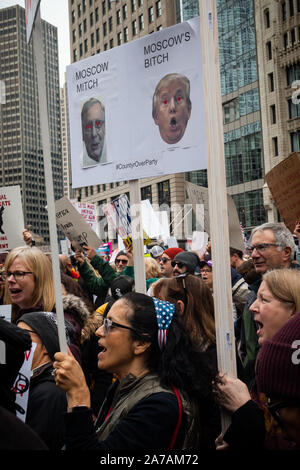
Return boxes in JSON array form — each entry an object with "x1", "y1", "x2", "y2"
[
  {"x1": 160, "y1": 257, "x2": 170, "y2": 264},
  {"x1": 115, "y1": 259, "x2": 128, "y2": 265},
  {"x1": 171, "y1": 261, "x2": 185, "y2": 269}
]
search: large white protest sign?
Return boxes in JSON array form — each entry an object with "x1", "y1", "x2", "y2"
[
  {"x1": 55, "y1": 196, "x2": 102, "y2": 249},
  {"x1": 0, "y1": 186, "x2": 24, "y2": 251},
  {"x1": 67, "y1": 17, "x2": 206, "y2": 186},
  {"x1": 13, "y1": 343, "x2": 37, "y2": 422}
]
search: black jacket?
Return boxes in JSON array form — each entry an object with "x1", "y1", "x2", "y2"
[{"x1": 26, "y1": 363, "x2": 67, "y2": 450}]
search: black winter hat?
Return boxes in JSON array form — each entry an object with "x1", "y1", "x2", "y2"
[
  {"x1": 173, "y1": 251, "x2": 201, "y2": 274},
  {"x1": 17, "y1": 312, "x2": 74, "y2": 362},
  {"x1": 110, "y1": 275, "x2": 135, "y2": 300},
  {"x1": 0, "y1": 318, "x2": 32, "y2": 413}
]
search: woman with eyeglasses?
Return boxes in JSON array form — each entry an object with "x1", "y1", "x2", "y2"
[
  {"x1": 213, "y1": 268, "x2": 300, "y2": 450},
  {"x1": 53, "y1": 292, "x2": 217, "y2": 451},
  {"x1": 3, "y1": 246, "x2": 90, "y2": 364}
]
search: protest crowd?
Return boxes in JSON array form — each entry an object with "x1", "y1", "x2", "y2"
[{"x1": 0, "y1": 220, "x2": 300, "y2": 452}]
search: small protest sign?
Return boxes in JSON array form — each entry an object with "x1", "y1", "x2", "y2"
[
  {"x1": 13, "y1": 343, "x2": 37, "y2": 422},
  {"x1": 55, "y1": 196, "x2": 102, "y2": 249}
]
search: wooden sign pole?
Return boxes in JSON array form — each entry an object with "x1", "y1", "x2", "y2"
[
  {"x1": 198, "y1": 0, "x2": 237, "y2": 431},
  {"x1": 32, "y1": 7, "x2": 68, "y2": 354},
  {"x1": 129, "y1": 179, "x2": 146, "y2": 294}
]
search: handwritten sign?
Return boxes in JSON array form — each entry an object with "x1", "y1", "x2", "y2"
[
  {"x1": 265, "y1": 152, "x2": 300, "y2": 233},
  {"x1": 55, "y1": 196, "x2": 102, "y2": 249},
  {"x1": 73, "y1": 201, "x2": 99, "y2": 236}
]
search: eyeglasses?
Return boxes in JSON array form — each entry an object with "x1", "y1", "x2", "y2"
[
  {"x1": 3, "y1": 271, "x2": 33, "y2": 281},
  {"x1": 171, "y1": 261, "x2": 185, "y2": 269},
  {"x1": 200, "y1": 269, "x2": 211, "y2": 274},
  {"x1": 160, "y1": 257, "x2": 170, "y2": 264},
  {"x1": 267, "y1": 398, "x2": 300, "y2": 427},
  {"x1": 84, "y1": 120, "x2": 105, "y2": 134},
  {"x1": 102, "y1": 317, "x2": 137, "y2": 336},
  {"x1": 115, "y1": 259, "x2": 128, "y2": 265},
  {"x1": 247, "y1": 243, "x2": 281, "y2": 254}
]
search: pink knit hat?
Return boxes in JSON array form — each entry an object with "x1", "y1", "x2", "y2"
[
  {"x1": 256, "y1": 313, "x2": 300, "y2": 400},
  {"x1": 163, "y1": 247, "x2": 184, "y2": 260}
]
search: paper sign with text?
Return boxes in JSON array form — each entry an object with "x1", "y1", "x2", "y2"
[
  {"x1": 265, "y1": 152, "x2": 300, "y2": 233},
  {"x1": 55, "y1": 196, "x2": 102, "y2": 249},
  {"x1": 73, "y1": 201, "x2": 99, "y2": 236},
  {"x1": 67, "y1": 17, "x2": 206, "y2": 187},
  {"x1": 0, "y1": 186, "x2": 24, "y2": 251},
  {"x1": 13, "y1": 342, "x2": 37, "y2": 422}
]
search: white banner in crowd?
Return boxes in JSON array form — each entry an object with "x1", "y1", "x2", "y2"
[
  {"x1": 67, "y1": 17, "x2": 206, "y2": 186},
  {"x1": 0, "y1": 186, "x2": 24, "y2": 251},
  {"x1": 55, "y1": 196, "x2": 102, "y2": 249},
  {"x1": 73, "y1": 201, "x2": 99, "y2": 236}
]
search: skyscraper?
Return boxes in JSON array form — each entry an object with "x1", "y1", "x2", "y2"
[{"x1": 0, "y1": 5, "x2": 63, "y2": 243}]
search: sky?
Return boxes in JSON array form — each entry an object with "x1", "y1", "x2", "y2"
[{"x1": 1, "y1": 0, "x2": 71, "y2": 87}]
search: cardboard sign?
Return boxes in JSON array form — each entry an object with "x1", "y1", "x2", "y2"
[
  {"x1": 13, "y1": 343, "x2": 37, "y2": 422},
  {"x1": 55, "y1": 196, "x2": 102, "y2": 249},
  {"x1": 265, "y1": 152, "x2": 300, "y2": 233},
  {"x1": 102, "y1": 194, "x2": 151, "y2": 247},
  {"x1": 0, "y1": 186, "x2": 25, "y2": 251},
  {"x1": 67, "y1": 17, "x2": 206, "y2": 187},
  {"x1": 185, "y1": 181, "x2": 245, "y2": 252}
]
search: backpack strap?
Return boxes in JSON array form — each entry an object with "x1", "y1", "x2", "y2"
[{"x1": 168, "y1": 385, "x2": 183, "y2": 450}]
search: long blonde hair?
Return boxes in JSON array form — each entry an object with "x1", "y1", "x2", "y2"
[
  {"x1": 263, "y1": 269, "x2": 300, "y2": 313},
  {"x1": 145, "y1": 257, "x2": 161, "y2": 280},
  {"x1": 4, "y1": 246, "x2": 55, "y2": 319}
]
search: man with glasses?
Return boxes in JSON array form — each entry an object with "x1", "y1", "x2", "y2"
[
  {"x1": 81, "y1": 97, "x2": 107, "y2": 167},
  {"x1": 158, "y1": 247, "x2": 183, "y2": 278},
  {"x1": 240, "y1": 222, "x2": 299, "y2": 385},
  {"x1": 114, "y1": 251, "x2": 129, "y2": 273}
]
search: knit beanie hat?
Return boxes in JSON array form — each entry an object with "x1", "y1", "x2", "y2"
[
  {"x1": 17, "y1": 312, "x2": 74, "y2": 362},
  {"x1": 163, "y1": 247, "x2": 184, "y2": 260},
  {"x1": 256, "y1": 313, "x2": 300, "y2": 400},
  {"x1": 173, "y1": 251, "x2": 200, "y2": 274}
]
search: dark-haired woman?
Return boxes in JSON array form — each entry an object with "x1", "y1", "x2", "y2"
[{"x1": 53, "y1": 292, "x2": 216, "y2": 451}]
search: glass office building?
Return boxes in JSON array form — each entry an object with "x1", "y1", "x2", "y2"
[
  {"x1": 180, "y1": 0, "x2": 266, "y2": 234},
  {"x1": 0, "y1": 6, "x2": 63, "y2": 242}
]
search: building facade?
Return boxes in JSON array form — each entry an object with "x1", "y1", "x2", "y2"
[
  {"x1": 0, "y1": 5, "x2": 63, "y2": 242},
  {"x1": 255, "y1": 0, "x2": 300, "y2": 222}
]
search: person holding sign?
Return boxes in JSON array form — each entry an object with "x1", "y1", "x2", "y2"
[
  {"x1": 81, "y1": 97, "x2": 107, "y2": 167},
  {"x1": 53, "y1": 293, "x2": 217, "y2": 450},
  {"x1": 152, "y1": 73, "x2": 191, "y2": 145}
]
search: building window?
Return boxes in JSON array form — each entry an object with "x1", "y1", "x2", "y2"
[
  {"x1": 109, "y1": 16, "x2": 113, "y2": 32},
  {"x1": 157, "y1": 180, "x2": 170, "y2": 208},
  {"x1": 148, "y1": 6, "x2": 154, "y2": 23},
  {"x1": 103, "y1": 21, "x2": 107, "y2": 36},
  {"x1": 286, "y1": 62, "x2": 300, "y2": 85},
  {"x1": 72, "y1": 29, "x2": 76, "y2": 43},
  {"x1": 84, "y1": 38, "x2": 88, "y2": 52},
  {"x1": 291, "y1": 28, "x2": 296, "y2": 44},
  {"x1": 83, "y1": 18, "x2": 87, "y2": 33},
  {"x1": 117, "y1": 10, "x2": 121, "y2": 25},
  {"x1": 131, "y1": 0, "x2": 136, "y2": 13},
  {"x1": 78, "y1": 4, "x2": 82, "y2": 17},
  {"x1": 72, "y1": 10, "x2": 75, "y2": 23},
  {"x1": 141, "y1": 185, "x2": 152, "y2": 203},
  {"x1": 132, "y1": 19, "x2": 137, "y2": 36},
  {"x1": 96, "y1": 28, "x2": 100, "y2": 43},
  {"x1": 73, "y1": 49, "x2": 78, "y2": 62},
  {"x1": 90, "y1": 12, "x2": 94, "y2": 27},
  {"x1": 138, "y1": 0, "x2": 143, "y2": 6},
  {"x1": 95, "y1": 7, "x2": 99, "y2": 22},
  {"x1": 289, "y1": 0, "x2": 294, "y2": 16},
  {"x1": 102, "y1": 1, "x2": 106, "y2": 15},
  {"x1": 117, "y1": 31, "x2": 122, "y2": 45},
  {"x1": 91, "y1": 32, "x2": 95, "y2": 48},
  {"x1": 156, "y1": 1, "x2": 162, "y2": 17},
  {"x1": 282, "y1": 1, "x2": 287, "y2": 20},
  {"x1": 123, "y1": 4, "x2": 128, "y2": 20},
  {"x1": 79, "y1": 23, "x2": 82, "y2": 37},
  {"x1": 110, "y1": 38, "x2": 114, "y2": 48},
  {"x1": 268, "y1": 72, "x2": 274, "y2": 92},
  {"x1": 288, "y1": 98, "x2": 300, "y2": 118},
  {"x1": 124, "y1": 26, "x2": 129, "y2": 43},
  {"x1": 270, "y1": 104, "x2": 276, "y2": 124},
  {"x1": 273, "y1": 136, "x2": 278, "y2": 156},
  {"x1": 139, "y1": 14, "x2": 144, "y2": 30},
  {"x1": 290, "y1": 130, "x2": 300, "y2": 150},
  {"x1": 283, "y1": 32, "x2": 288, "y2": 49},
  {"x1": 266, "y1": 41, "x2": 272, "y2": 59},
  {"x1": 79, "y1": 43, "x2": 83, "y2": 56}
]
